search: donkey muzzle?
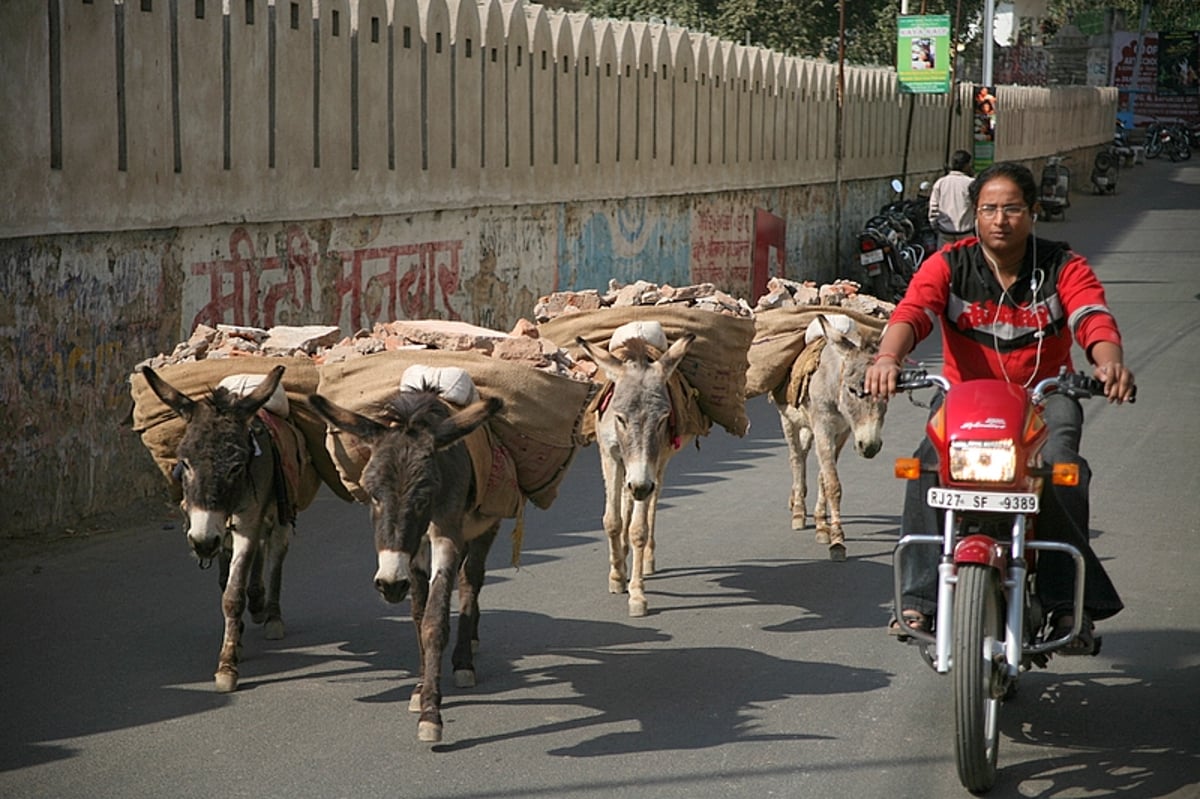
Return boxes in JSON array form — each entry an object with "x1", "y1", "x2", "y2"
[{"x1": 375, "y1": 577, "x2": 411, "y2": 604}]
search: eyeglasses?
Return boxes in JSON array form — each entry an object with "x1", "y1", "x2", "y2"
[{"x1": 976, "y1": 204, "x2": 1029, "y2": 219}]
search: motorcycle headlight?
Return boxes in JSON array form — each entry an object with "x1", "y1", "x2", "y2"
[{"x1": 949, "y1": 439, "x2": 1016, "y2": 482}]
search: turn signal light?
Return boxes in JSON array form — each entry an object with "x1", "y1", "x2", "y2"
[
  {"x1": 895, "y1": 457, "x2": 922, "y2": 480},
  {"x1": 1051, "y1": 463, "x2": 1080, "y2": 486}
]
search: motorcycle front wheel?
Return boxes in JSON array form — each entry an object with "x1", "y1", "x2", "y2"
[{"x1": 954, "y1": 564, "x2": 1005, "y2": 794}]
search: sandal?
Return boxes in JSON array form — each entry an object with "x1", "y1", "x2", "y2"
[
  {"x1": 1049, "y1": 611, "x2": 1096, "y2": 655},
  {"x1": 888, "y1": 610, "x2": 931, "y2": 640}
]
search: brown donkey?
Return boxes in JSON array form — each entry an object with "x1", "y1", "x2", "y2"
[
  {"x1": 141, "y1": 364, "x2": 297, "y2": 693},
  {"x1": 309, "y1": 388, "x2": 502, "y2": 743}
]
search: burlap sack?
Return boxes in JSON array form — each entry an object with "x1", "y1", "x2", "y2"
[
  {"x1": 314, "y1": 349, "x2": 593, "y2": 510},
  {"x1": 746, "y1": 306, "x2": 888, "y2": 399},
  {"x1": 327, "y1": 411, "x2": 522, "y2": 519},
  {"x1": 127, "y1": 356, "x2": 344, "y2": 507},
  {"x1": 538, "y1": 306, "x2": 755, "y2": 436}
]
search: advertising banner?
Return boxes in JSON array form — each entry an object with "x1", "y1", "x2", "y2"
[
  {"x1": 897, "y1": 15, "x2": 951, "y2": 94},
  {"x1": 1111, "y1": 31, "x2": 1200, "y2": 125}
]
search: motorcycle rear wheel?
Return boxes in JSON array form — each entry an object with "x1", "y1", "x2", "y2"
[{"x1": 954, "y1": 564, "x2": 1004, "y2": 794}]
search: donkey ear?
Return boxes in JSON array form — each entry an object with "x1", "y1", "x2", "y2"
[
  {"x1": 656, "y1": 332, "x2": 695, "y2": 378},
  {"x1": 576, "y1": 336, "x2": 625, "y2": 383},
  {"x1": 817, "y1": 315, "x2": 858, "y2": 351},
  {"x1": 233, "y1": 364, "x2": 286, "y2": 419},
  {"x1": 141, "y1": 366, "x2": 197, "y2": 422},
  {"x1": 433, "y1": 396, "x2": 503, "y2": 450},
  {"x1": 309, "y1": 393, "x2": 387, "y2": 441}
]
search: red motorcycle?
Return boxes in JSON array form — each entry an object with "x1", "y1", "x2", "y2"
[{"x1": 890, "y1": 367, "x2": 1130, "y2": 793}]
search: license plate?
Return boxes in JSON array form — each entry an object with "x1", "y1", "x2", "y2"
[
  {"x1": 860, "y1": 249, "x2": 884, "y2": 265},
  {"x1": 927, "y1": 487, "x2": 1039, "y2": 513}
]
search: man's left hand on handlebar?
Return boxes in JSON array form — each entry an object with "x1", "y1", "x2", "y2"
[{"x1": 1093, "y1": 361, "x2": 1136, "y2": 404}]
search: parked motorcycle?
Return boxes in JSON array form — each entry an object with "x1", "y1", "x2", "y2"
[
  {"x1": 856, "y1": 179, "x2": 931, "y2": 302},
  {"x1": 1090, "y1": 147, "x2": 1118, "y2": 194},
  {"x1": 1145, "y1": 120, "x2": 1193, "y2": 162},
  {"x1": 1038, "y1": 156, "x2": 1070, "y2": 220},
  {"x1": 890, "y1": 366, "x2": 1133, "y2": 794}
]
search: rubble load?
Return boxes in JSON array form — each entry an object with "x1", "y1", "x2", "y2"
[
  {"x1": 536, "y1": 280, "x2": 756, "y2": 439},
  {"x1": 752, "y1": 277, "x2": 895, "y2": 318},
  {"x1": 746, "y1": 283, "x2": 891, "y2": 401},
  {"x1": 128, "y1": 321, "x2": 597, "y2": 542},
  {"x1": 534, "y1": 279, "x2": 754, "y2": 322}
]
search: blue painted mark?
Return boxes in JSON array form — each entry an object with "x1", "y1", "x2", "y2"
[{"x1": 557, "y1": 200, "x2": 691, "y2": 291}]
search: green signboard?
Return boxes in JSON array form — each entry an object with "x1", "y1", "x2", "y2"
[{"x1": 897, "y1": 14, "x2": 952, "y2": 94}]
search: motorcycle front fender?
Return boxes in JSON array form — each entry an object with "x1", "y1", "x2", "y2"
[{"x1": 953, "y1": 534, "x2": 1008, "y2": 571}]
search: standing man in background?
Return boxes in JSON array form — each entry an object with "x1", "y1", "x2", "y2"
[{"x1": 928, "y1": 150, "x2": 975, "y2": 247}]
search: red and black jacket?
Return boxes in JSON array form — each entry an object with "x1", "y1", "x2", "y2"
[{"x1": 890, "y1": 237, "x2": 1122, "y2": 385}]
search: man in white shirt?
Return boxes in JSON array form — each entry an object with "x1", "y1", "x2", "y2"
[{"x1": 928, "y1": 150, "x2": 975, "y2": 246}]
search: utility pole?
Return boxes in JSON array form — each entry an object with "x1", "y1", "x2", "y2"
[{"x1": 982, "y1": 0, "x2": 995, "y2": 86}]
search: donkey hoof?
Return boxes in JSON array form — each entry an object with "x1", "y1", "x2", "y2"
[
  {"x1": 408, "y1": 692, "x2": 422, "y2": 713},
  {"x1": 264, "y1": 619, "x2": 285, "y2": 640},
  {"x1": 609, "y1": 578, "x2": 626, "y2": 594},
  {"x1": 828, "y1": 543, "x2": 847, "y2": 562},
  {"x1": 791, "y1": 516, "x2": 808, "y2": 531},
  {"x1": 214, "y1": 670, "x2": 239, "y2": 693},
  {"x1": 628, "y1": 598, "x2": 648, "y2": 617},
  {"x1": 454, "y1": 668, "x2": 476, "y2": 689},
  {"x1": 417, "y1": 721, "x2": 443, "y2": 743},
  {"x1": 814, "y1": 530, "x2": 832, "y2": 545}
]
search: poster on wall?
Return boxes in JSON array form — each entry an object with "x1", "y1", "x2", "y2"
[
  {"x1": 973, "y1": 85, "x2": 996, "y2": 169},
  {"x1": 896, "y1": 14, "x2": 951, "y2": 94},
  {"x1": 1156, "y1": 32, "x2": 1200, "y2": 96},
  {"x1": 1111, "y1": 31, "x2": 1200, "y2": 125}
]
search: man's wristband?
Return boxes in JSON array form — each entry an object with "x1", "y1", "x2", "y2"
[{"x1": 873, "y1": 352, "x2": 901, "y2": 365}]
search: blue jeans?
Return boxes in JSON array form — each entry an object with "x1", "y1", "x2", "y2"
[{"x1": 898, "y1": 392, "x2": 1123, "y2": 622}]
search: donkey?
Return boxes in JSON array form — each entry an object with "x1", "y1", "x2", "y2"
[
  {"x1": 770, "y1": 315, "x2": 888, "y2": 561},
  {"x1": 576, "y1": 332, "x2": 696, "y2": 617},
  {"x1": 308, "y1": 388, "x2": 503, "y2": 743},
  {"x1": 141, "y1": 364, "x2": 295, "y2": 693}
]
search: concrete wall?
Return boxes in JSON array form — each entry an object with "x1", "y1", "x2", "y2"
[{"x1": 0, "y1": 0, "x2": 1117, "y2": 535}]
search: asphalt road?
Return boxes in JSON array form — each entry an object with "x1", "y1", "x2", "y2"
[{"x1": 3, "y1": 157, "x2": 1198, "y2": 799}]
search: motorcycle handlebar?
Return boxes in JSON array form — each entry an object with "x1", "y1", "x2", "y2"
[{"x1": 895, "y1": 367, "x2": 1137, "y2": 404}]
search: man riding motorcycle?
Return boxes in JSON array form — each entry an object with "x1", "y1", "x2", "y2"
[{"x1": 864, "y1": 161, "x2": 1136, "y2": 652}]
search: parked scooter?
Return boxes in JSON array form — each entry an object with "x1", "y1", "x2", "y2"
[
  {"x1": 1090, "y1": 147, "x2": 1118, "y2": 195},
  {"x1": 1111, "y1": 120, "x2": 1135, "y2": 166},
  {"x1": 1038, "y1": 156, "x2": 1071, "y2": 220}
]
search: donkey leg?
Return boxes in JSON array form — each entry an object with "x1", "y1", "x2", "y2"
[
  {"x1": 260, "y1": 520, "x2": 290, "y2": 640},
  {"x1": 246, "y1": 544, "x2": 267, "y2": 623},
  {"x1": 452, "y1": 522, "x2": 498, "y2": 689},
  {"x1": 642, "y1": 456, "x2": 672, "y2": 576},
  {"x1": 600, "y1": 453, "x2": 629, "y2": 594},
  {"x1": 214, "y1": 531, "x2": 254, "y2": 692},
  {"x1": 416, "y1": 537, "x2": 459, "y2": 743},
  {"x1": 814, "y1": 431, "x2": 849, "y2": 561},
  {"x1": 779, "y1": 406, "x2": 812, "y2": 531},
  {"x1": 407, "y1": 549, "x2": 431, "y2": 714},
  {"x1": 626, "y1": 494, "x2": 653, "y2": 617}
]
